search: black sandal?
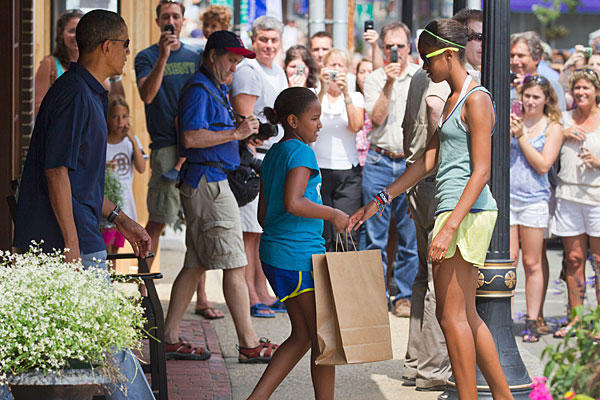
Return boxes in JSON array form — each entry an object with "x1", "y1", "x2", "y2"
[{"x1": 523, "y1": 319, "x2": 540, "y2": 343}]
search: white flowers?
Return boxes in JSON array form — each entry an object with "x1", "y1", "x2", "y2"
[{"x1": 0, "y1": 245, "x2": 145, "y2": 384}]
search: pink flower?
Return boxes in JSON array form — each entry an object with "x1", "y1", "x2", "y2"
[{"x1": 529, "y1": 376, "x2": 553, "y2": 400}]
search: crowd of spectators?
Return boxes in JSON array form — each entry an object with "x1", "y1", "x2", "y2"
[{"x1": 21, "y1": 0, "x2": 600, "y2": 397}]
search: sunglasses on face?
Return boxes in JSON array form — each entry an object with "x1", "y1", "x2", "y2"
[
  {"x1": 384, "y1": 43, "x2": 406, "y2": 50},
  {"x1": 468, "y1": 32, "x2": 483, "y2": 42},
  {"x1": 522, "y1": 74, "x2": 549, "y2": 86},
  {"x1": 420, "y1": 47, "x2": 459, "y2": 67},
  {"x1": 108, "y1": 38, "x2": 130, "y2": 48}
]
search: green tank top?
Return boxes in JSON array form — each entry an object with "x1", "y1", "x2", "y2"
[{"x1": 435, "y1": 77, "x2": 497, "y2": 214}]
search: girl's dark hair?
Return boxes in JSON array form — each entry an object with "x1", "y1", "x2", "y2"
[
  {"x1": 284, "y1": 45, "x2": 320, "y2": 89},
  {"x1": 355, "y1": 58, "x2": 372, "y2": 94},
  {"x1": 263, "y1": 87, "x2": 318, "y2": 129},
  {"x1": 52, "y1": 9, "x2": 84, "y2": 67},
  {"x1": 418, "y1": 18, "x2": 468, "y2": 62}
]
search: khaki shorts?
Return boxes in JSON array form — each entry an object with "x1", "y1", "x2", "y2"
[
  {"x1": 147, "y1": 145, "x2": 180, "y2": 224},
  {"x1": 180, "y1": 177, "x2": 247, "y2": 270}
]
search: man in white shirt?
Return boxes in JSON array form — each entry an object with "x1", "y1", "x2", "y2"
[
  {"x1": 363, "y1": 22, "x2": 419, "y2": 318},
  {"x1": 230, "y1": 16, "x2": 289, "y2": 316}
]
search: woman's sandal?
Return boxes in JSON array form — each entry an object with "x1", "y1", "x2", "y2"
[
  {"x1": 536, "y1": 317, "x2": 551, "y2": 335},
  {"x1": 523, "y1": 319, "x2": 540, "y2": 343},
  {"x1": 553, "y1": 325, "x2": 572, "y2": 339},
  {"x1": 237, "y1": 338, "x2": 279, "y2": 364}
]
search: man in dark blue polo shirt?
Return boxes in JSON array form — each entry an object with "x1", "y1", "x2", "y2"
[
  {"x1": 162, "y1": 31, "x2": 278, "y2": 363},
  {"x1": 12, "y1": 10, "x2": 153, "y2": 400}
]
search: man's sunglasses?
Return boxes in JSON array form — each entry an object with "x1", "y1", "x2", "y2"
[
  {"x1": 108, "y1": 38, "x2": 130, "y2": 48},
  {"x1": 468, "y1": 32, "x2": 483, "y2": 42},
  {"x1": 384, "y1": 43, "x2": 406, "y2": 50}
]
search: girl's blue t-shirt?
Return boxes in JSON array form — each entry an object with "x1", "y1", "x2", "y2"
[{"x1": 259, "y1": 139, "x2": 325, "y2": 271}]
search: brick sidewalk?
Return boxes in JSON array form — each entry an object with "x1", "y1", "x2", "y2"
[{"x1": 143, "y1": 319, "x2": 232, "y2": 400}]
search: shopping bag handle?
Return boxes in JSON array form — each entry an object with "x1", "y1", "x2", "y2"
[{"x1": 335, "y1": 231, "x2": 357, "y2": 252}]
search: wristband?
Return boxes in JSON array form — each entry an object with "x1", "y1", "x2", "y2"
[
  {"x1": 373, "y1": 189, "x2": 391, "y2": 216},
  {"x1": 107, "y1": 205, "x2": 121, "y2": 223},
  {"x1": 344, "y1": 97, "x2": 352, "y2": 105}
]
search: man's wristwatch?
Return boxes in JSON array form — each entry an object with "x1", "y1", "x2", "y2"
[{"x1": 107, "y1": 205, "x2": 121, "y2": 223}]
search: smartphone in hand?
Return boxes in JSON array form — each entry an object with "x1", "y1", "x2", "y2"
[
  {"x1": 511, "y1": 100, "x2": 523, "y2": 118},
  {"x1": 165, "y1": 24, "x2": 175, "y2": 34},
  {"x1": 364, "y1": 20, "x2": 374, "y2": 32},
  {"x1": 390, "y1": 46, "x2": 398, "y2": 63}
]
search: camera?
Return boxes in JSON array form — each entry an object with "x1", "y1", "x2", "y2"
[
  {"x1": 390, "y1": 46, "x2": 398, "y2": 63},
  {"x1": 239, "y1": 145, "x2": 262, "y2": 173},
  {"x1": 328, "y1": 70, "x2": 338, "y2": 80},
  {"x1": 510, "y1": 71, "x2": 518, "y2": 83},
  {"x1": 580, "y1": 47, "x2": 593, "y2": 58},
  {"x1": 164, "y1": 24, "x2": 174, "y2": 34},
  {"x1": 364, "y1": 20, "x2": 374, "y2": 32},
  {"x1": 248, "y1": 122, "x2": 278, "y2": 142},
  {"x1": 296, "y1": 65, "x2": 305, "y2": 76}
]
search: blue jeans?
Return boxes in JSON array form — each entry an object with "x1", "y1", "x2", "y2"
[{"x1": 361, "y1": 149, "x2": 418, "y2": 301}]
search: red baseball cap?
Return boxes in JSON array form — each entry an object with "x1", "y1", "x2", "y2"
[{"x1": 205, "y1": 30, "x2": 256, "y2": 58}]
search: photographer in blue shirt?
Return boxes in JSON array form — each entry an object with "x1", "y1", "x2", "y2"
[{"x1": 162, "y1": 31, "x2": 279, "y2": 363}]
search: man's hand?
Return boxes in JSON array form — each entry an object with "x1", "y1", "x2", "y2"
[
  {"x1": 384, "y1": 62, "x2": 401, "y2": 83},
  {"x1": 114, "y1": 213, "x2": 152, "y2": 258},
  {"x1": 364, "y1": 29, "x2": 379, "y2": 47},
  {"x1": 158, "y1": 30, "x2": 178, "y2": 59},
  {"x1": 64, "y1": 245, "x2": 81, "y2": 264},
  {"x1": 234, "y1": 115, "x2": 259, "y2": 141}
]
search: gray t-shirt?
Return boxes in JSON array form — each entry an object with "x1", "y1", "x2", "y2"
[{"x1": 230, "y1": 59, "x2": 288, "y2": 150}]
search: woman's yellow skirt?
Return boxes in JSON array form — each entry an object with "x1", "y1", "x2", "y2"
[{"x1": 432, "y1": 210, "x2": 498, "y2": 267}]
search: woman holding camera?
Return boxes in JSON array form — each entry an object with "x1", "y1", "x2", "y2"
[
  {"x1": 509, "y1": 76, "x2": 563, "y2": 342},
  {"x1": 284, "y1": 45, "x2": 319, "y2": 89},
  {"x1": 552, "y1": 68, "x2": 600, "y2": 337},
  {"x1": 313, "y1": 49, "x2": 364, "y2": 249}
]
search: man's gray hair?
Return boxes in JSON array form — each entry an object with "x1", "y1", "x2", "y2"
[
  {"x1": 510, "y1": 31, "x2": 543, "y2": 61},
  {"x1": 252, "y1": 16, "x2": 283, "y2": 38}
]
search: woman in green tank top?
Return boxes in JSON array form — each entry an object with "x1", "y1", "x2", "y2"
[{"x1": 349, "y1": 19, "x2": 512, "y2": 400}]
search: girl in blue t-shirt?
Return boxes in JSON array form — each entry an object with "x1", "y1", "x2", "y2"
[{"x1": 248, "y1": 87, "x2": 348, "y2": 399}]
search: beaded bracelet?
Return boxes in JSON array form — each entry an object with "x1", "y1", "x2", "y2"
[{"x1": 373, "y1": 189, "x2": 391, "y2": 216}]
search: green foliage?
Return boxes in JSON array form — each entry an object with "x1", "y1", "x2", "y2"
[
  {"x1": 532, "y1": 0, "x2": 581, "y2": 41},
  {"x1": 0, "y1": 246, "x2": 145, "y2": 384},
  {"x1": 104, "y1": 166, "x2": 123, "y2": 207},
  {"x1": 542, "y1": 305, "x2": 600, "y2": 398}
]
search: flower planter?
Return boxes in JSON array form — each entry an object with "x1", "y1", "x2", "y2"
[{"x1": 8, "y1": 369, "x2": 112, "y2": 400}]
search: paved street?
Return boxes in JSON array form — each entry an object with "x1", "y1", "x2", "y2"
[{"x1": 153, "y1": 228, "x2": 598, "y2": 399}]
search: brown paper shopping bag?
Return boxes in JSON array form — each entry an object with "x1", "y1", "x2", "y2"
[{"x1": 313, "y1": 246, "x2": 392, "y2": 365}]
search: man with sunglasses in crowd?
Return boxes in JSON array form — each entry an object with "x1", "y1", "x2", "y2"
[
  {"x1": 453, "y1": 8, "x2": 483, "y2": 82},
  {"x1": 510, "y1": 31, "x2": 566, "y2": 110},
  {"x1": 363, "y1": 22, "x2": 419, "y2": 319},
  {"x1": 12, "y1": 10, "x2": 155, "y2": 400},
  {"x1": 135, "y1": 0, "x2": 202, "y2": 269}
]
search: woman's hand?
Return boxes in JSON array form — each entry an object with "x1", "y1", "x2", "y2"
[
  {"x1": 562, "y1": 126, "x2": 586, "y2": 142},
  {"x1": 348, "y1": 201, "x2": 378, "y2": 231},
  {"x1": 509, "y1": 114, "x2": 524, "y2": 139},
  {"x1": 427, "y1": 225, "x2": 455, "y2": 263},
  {"x1": 579, "y1": 147, "x2": 600, "y2": 168},
  {"x1": 334, "y1": 72, "x2": 348, "y2": 95},
  {"x1": 288, "y1": 72, "x2": 307, "y2": 88},
  {"x1": 329, "y1": 208, "x2": 350, "y2": 233}
]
